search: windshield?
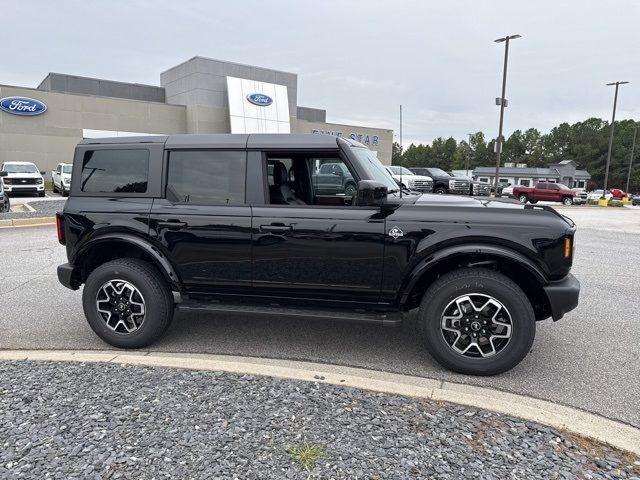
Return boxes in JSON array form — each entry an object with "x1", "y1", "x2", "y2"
[
  {"x1": 62, "y1": 165, "x2": 72, "y2": 174},
  {"x1": 428, "y1": 168, "x2": 451, "y2": 177},
  {"x1": 350, "y1": 147, "x2": 399, "y2": 191},
  {"x1": 2, "y1": 163, "x2": 38, "y2": 173}
]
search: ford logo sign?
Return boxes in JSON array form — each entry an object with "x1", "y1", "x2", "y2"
[
  {"x1": 0, "y1": 96, "x2": 47, "y2": 116},
  {"x1": 246, "y1": 93, "x2": 273, "y2": 106}
]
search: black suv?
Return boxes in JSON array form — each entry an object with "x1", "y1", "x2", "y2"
[
  {"x1": 410, "y1": 168, "x2": 470, "y2": 195},
  {"x1": 57, "y1": 134, "x2": 580, "y2": 375}
]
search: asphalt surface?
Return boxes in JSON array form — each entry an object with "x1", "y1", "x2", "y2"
[
  {"x1": 2, "y1": 361, "x2": 637, "y2": 479},
  {"x1": 0, "y1": 206, "x2": 639, "y2": 428}
]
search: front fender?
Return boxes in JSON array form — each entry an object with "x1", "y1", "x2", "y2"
[
  {"x1": 74, "y1": 232, "x2": 182, "y2": 290},
  {"x1": 399, "y1": 243, "x2": 548, "y2": 305}
]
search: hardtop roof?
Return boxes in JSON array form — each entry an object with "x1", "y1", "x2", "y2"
[{"x1": 79, "y1": 134, "x2": 344, "y2": 149}]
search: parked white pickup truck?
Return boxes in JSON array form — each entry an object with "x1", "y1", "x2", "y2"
[
  {"x1": 51, "y1": 163, "x2": 72, "y2": 196},
  {"x1": 0, "y1": 161, "x2": 46, "y2": 197}
]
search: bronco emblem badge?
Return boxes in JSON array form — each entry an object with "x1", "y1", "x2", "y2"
[{"x1": 388, "y1": 226, "x2": 404, "y2": 239}]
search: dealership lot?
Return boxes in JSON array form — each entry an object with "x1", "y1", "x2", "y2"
[{"x1": 0, "y1": 205, "x2": 638, "y2": 427}]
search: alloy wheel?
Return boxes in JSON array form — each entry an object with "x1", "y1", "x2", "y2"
[
  {"x1": 440, "y1": 293, "x2": 513, "y2": 358},
  {"x1": 96, "y1": 279, "x2": 146, "y2": 333}
]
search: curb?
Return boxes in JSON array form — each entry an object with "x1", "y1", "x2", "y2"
[
  {"x1": 0, "y1": 216, "x2": 55, "y2": 227},
  {"x1": 1, "y1": 349, "x2": 638, "y2": 456}
]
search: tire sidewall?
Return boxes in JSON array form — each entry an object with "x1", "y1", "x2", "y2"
[
  {"x1": 82, "y1": 261, "x2": 171, "y2": 349},
  {"x1": 518, "y1": 194, "x2": 528, "y2": 203},
  {"x1": 421, "y1": 271, "x2": 535, "y2": 375}
]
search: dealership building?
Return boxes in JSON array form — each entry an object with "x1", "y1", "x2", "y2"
[{"x1": 0, "y1": 56, "x2": 393, "y2": 173}]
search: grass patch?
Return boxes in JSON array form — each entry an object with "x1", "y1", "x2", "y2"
[{"x1": 288, "y1": 444, "x2": 324, "y2": 479}]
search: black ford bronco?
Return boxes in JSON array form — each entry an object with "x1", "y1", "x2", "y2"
[{"x1": 57, "y1": 134, "x2": 580, "y2": 375}]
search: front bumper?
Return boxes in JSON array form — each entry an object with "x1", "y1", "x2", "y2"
[
  {"x1": 543, "y1": 273, "x2": 580, "y2": 321},
  {"x1": 57, "y1": 263, "x2": 81, "y2": 290},
  {"x1": 4, "y1": 185, "x2": 45, "y2": 193}
]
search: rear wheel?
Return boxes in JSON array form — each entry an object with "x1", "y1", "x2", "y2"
[
  {"x1": 518, "y1": 194, "x2": 528, "y2": 203},
  {"x1": 82, "y1": 258, "x2": 174, "y2": 349},
  {"x1": 529, "y1": 200, "x2": 538, "y2": 204},
  {"x1": 419, "y1": 268, "x2": 536, "y2": 375}
]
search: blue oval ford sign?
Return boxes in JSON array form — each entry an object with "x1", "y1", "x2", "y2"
[
  {"x1": 246, "y1": 93, "x2": 273, "y2": 106},
  {"x1": 0, "y1": 96, "x2": 47, "y2": 116}
]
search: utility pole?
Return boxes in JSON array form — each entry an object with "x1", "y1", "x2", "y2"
[
  {"x1": 493, "y1": 34, "x2": 521, "y2": 194},
  {"x1": 399, "y1": 105, "x2": 403, "y2": 198},
  {"x1": 603, "y1": 81, "x2": 629, "y2": 197},
  {"x1": 626, "y1": 124, "x2": 638, "y2": 194},
  {"x1": 466, "y1": 132, "x2": 473, "y2": 176}
]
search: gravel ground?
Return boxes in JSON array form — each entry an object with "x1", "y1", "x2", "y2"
[
  {"x1": 1, "y1": 361, "x2": 638, "y2": 480},
  {"x1": 1, "y1": 199, "x2": 66, "y2": 219}
]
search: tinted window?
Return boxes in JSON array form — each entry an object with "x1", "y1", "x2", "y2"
[
  {"x1": 81, "y1": 149, "x2": 149, "y2": 193},
  {"x1": 167, "y1": 150, "x2": 245, "y2": 205}
]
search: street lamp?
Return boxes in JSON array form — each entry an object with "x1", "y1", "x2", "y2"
[
  {"x1": 626, "y1": 123, "x2": 639, "y2": 194},
  {"x1": 493, "y1": 34, "x2": 522, "y2": 194},
  {"x1": 466, "y1": 133, "x2": 473, "y2": 175},
  {"x1": 603, "y1": 81, "x2": 629, "y2": 198}
]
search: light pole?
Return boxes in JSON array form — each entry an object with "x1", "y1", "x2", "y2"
[
  {"x1": 625, "y1": 123, "x2": 638, "y2": 194},
  {"x1": 603, "y1": 81, "x2": 629, "y2": 198},
  {"x1": 466, "y1": 133, "x2": 473, "y2": 175},
  {"x1": 493, "y1": 34, "x2": 521, "y2": 194}
]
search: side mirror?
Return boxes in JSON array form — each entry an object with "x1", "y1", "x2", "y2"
[
  {"x1": 356, "y1": 180, "x2": 388, "y2": 207},
  {"x1": 0, "y1": 171, "x2": 6, "y2": 177}
]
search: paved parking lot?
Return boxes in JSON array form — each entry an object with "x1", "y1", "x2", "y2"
[{"x1": 0, "y1": 205, "x2": 638, "y2": 428}]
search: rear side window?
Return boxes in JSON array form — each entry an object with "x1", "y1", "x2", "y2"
[
  {"x1": 81, "y1": 149, "x2": 149, "y2": 193},
  {"x1": 167, "y1": 150, "x2": 246, "y2": 205}
]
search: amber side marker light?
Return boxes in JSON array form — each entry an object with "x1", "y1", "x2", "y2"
[{"x1": 564, "y1": 238, "x2": 571, "y2": 258}]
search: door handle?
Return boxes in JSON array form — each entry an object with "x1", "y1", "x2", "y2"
[
  {"x1": 259, "y1": 224, "x2": 293, "y2": 233},
  {"x1": 157, "y1": 220, "x2": 187, "y2": 230}
]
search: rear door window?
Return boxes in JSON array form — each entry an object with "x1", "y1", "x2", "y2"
[
  {"x1": 166, "y1": 150, "x2": 246, "y2": 205},
  {"x1": 81, "y1": 149, "x2": 149, "y2": 193}
]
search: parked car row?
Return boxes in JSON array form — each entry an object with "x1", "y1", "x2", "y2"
[
  {"x1": 383, "y1": 166, "x2": 493, "y2": 197},
  {"x1": 0, "y1": 161, "x2": 72, "y2": 198}
]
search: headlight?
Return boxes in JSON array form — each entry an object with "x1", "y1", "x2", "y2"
[
  {"x1": 449, "y1": 179, "x2": 456, "y2": 187},
  {"x1": 3, "y1": 178, "x2": 11, "y2": 185},
  {"x1": 36, "y1": 178, "x2": 43, "y2": 184}
]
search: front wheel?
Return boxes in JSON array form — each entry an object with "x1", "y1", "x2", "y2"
[
  {"x1": 1, "y1": 194, "x2": 9, "y2": 212},
  {"x1": 82, "y1": 258, "x2": 174, "y2": 349},
  {"x1": 434, "y1": 186, "x2": 447, "y2": 195},
  {"x1": 562, "y1": 196, "x2": 573, "y2": 206},
  {"x1": 38, "y1": 191, "x2": 45, "y2": 197},
  {"x1": 344, "y1": 183, "x2": 356, "y2": 197},
  {"x1": 518, "y1": 194, "x2": 528, "y2": 203},
  {"x1": 419, "y1": 268, "x2": 536, "y2": 376}
]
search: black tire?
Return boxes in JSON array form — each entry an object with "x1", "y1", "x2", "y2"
[
  {"x1": 52, "y1": 183, "x2": 58, "y2": 193},
  {"x1": 419, "y1": 268, "x2": 536, "y2": 376},
  {"x1": 82, "y1": 258, "x2": 174, "y2": 349},
  {"x1": 1, "y1": 194, "x2": 9, "y2": 213},
  {"x1": 562, "y1": 196, "x2": 573, "y2": 206},
  {"x1": 344, "y1": 182, "x2": 357, "y2": 197},
  {"x1": 518, "y1": 194, "x2": 528, "y2": 203},
  {"x1": 434, "y1": 186, "x2": 447, "y2": 195},
  {"x1": 529, "y1": 200, "x2": 538, "y2": 204},
  {"x1": 38, "y1": 191, "x2": 45, "y2": 197}
]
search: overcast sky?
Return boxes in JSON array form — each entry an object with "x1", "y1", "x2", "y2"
[{"x1": 1, "y1": 0, "x2": 638, "y2": 145}]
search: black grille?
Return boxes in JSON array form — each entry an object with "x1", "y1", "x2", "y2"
[{"x1": 8, "y1": 177, "x2": 38, "y2": 185}]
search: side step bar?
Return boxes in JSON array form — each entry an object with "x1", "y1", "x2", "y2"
[{"x1": 176, "y1": 301, "x2": 403, "y2": 327}]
